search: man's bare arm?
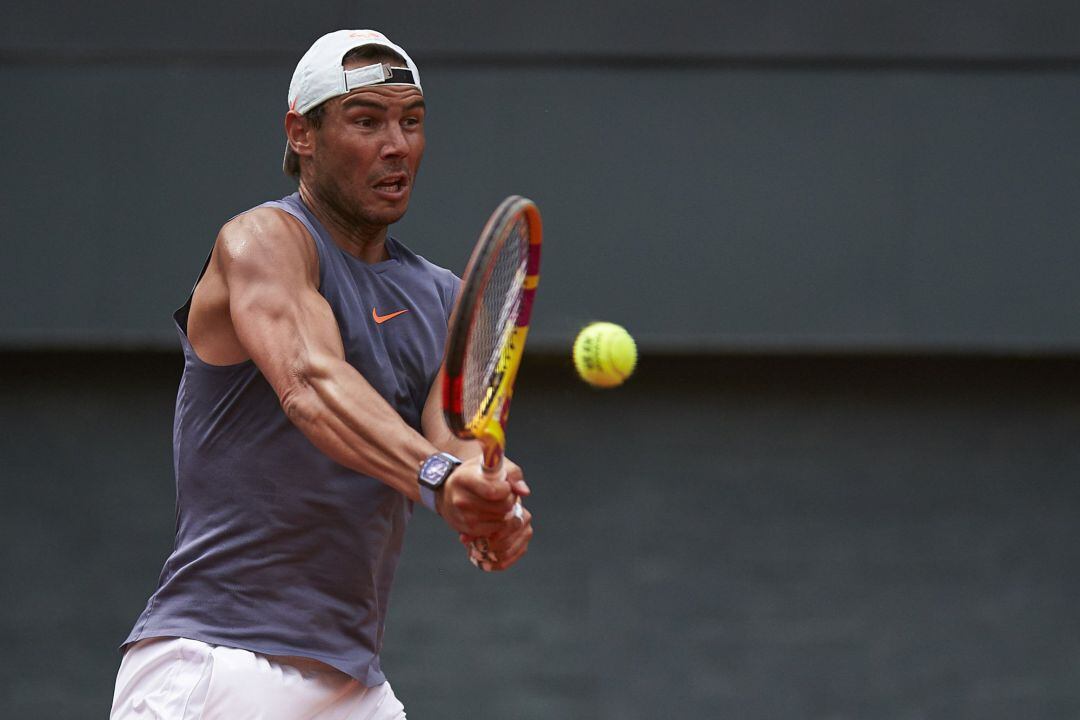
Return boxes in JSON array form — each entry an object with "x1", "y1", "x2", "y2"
[{"x1": 214, "y1": 208, "x2": 514, "y2": 536}]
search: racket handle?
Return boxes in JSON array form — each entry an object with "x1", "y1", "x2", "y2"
[
  {"x1": 481, "y1": 442, "x2": 504, "y2": 471},
  {"x1": 470, "y1": 449, "x2": 522, "y2": 571},
  {"x1": 470, "y1": 436, "x2": 513, "y2": 570}
]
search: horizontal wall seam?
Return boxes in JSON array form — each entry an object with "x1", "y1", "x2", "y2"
[{"x1": 4, "y1": 49, "x2": 1080, "y2": 73}]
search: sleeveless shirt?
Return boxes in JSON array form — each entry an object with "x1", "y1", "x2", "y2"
[{"x1": 123, "y1": 193, "x2": 459, "y2": 685}]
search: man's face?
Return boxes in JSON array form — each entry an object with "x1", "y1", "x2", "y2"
[{"x1": 306, "y1": 68, "x2": 426, "y2": 228}]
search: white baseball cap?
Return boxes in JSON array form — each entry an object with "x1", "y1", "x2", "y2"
[{"x1": 283, "y1": 29, "x2": 423, "y2": 176}]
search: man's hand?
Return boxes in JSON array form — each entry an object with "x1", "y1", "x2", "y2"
[
  {"x1": 460, "y1": 457, "x2": 533, "y2": 571},
  {"x1": 502, "y1": 457, "x2": 530, "y2": 500},
  {"x1": 460, "y1": 502, "x2": 533, "y2": 572},
  {"x1": 435, "y1": 456, "x2": 518, "y2": 538}
]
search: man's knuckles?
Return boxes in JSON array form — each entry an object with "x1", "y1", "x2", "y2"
[
  {"x1": 447, "y1": 492, "x2": 513, "y2": 518},
  {"x1": 449, "y1": 468, "x2": 512, "y2": 501}
]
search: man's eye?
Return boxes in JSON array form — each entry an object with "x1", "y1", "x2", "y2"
[{"x1": 356, "y1": 117, "x2": 376, "y2": 128}]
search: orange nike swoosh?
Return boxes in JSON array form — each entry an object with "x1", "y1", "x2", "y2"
[{"x1": 372, "y1": 307, "x2": 410, "y2": 324}]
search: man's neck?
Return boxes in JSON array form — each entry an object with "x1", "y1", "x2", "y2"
[{"x1": 298, "y1": 183, "x2": 391, "y2": 264}]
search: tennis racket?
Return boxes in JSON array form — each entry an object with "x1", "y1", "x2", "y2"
[{"x1": 443, "y1": 195, "x2": 542, "y2": 570}]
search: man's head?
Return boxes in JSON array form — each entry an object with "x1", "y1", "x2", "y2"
[{"x1": 284, "y1": 30, "x2": 425, "y2": 229}]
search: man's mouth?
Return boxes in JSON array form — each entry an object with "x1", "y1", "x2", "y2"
[{"x1": 373, "y1": 174, "x2": 408, "y2": 195}]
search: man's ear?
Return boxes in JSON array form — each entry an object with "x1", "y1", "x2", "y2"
[{"x1": 285, "y1": 110, "x2": 316, "y2": 161}]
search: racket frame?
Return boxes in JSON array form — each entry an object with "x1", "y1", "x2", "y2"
[{"x1": 443, "y1": 196, "x2": 542, "y2": 470}]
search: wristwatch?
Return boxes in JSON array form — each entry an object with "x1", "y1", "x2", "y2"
[{"x1": 418, "y1": 452, "x2": 462, "y2": 513}]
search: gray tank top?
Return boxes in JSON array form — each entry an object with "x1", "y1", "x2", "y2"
[{"x1": 124, "y1": 193, "x2": 459, "y2": 685}]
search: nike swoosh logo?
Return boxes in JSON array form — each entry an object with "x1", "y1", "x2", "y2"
[{"x1": 372, "y1": 307, "x2": 410, "y2": 324}]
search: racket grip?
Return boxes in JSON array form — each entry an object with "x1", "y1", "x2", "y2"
[{"x1": 470, "y1": 437, "x2": 512, "y2": 570}]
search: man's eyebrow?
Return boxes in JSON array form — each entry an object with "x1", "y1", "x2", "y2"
[
  {"x1": 340, "y1": 97, "x2": 426, "y2": 112},
  {"x1": 341, "y1": 97, "x2": 388, "y2": 111}
]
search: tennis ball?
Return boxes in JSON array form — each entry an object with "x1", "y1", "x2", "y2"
[{"x1": 573, "y1": 322, "x2": 637, "y2": 388}]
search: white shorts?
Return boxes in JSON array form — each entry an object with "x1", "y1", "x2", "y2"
[{"x1": 110, "y1": 637, "x2": 406, "y2": 720}]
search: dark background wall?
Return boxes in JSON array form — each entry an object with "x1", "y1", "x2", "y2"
[
  {"x1": 3, "y1": 3, "x2": 1079, "y2": 719},
  {"x1": 5, "y1": 354, "x2": 1080, "y2": 718},
  {"x1": 4, "y1": 1, "x2": 1080, "y2": 352}
]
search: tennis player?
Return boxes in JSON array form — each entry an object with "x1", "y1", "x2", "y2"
[{"x1": 110, "y1": 29, "x2": 533, "y2": 719}]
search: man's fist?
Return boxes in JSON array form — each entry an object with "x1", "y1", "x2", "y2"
[{"x1": 435, "y1": 456, "x2": 517, "y2": 538}]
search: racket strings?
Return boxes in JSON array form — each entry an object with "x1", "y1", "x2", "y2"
[{"x1": 462, "y1": 216, "x2": 529, "y2": 423}]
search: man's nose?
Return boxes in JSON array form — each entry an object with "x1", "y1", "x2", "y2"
[{"x1": 381, "y1": 123, "x2": 409, "y2": 158}]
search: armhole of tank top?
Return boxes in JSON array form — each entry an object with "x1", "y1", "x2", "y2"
[
  {"x1": 174, "y1": 251, "x2": 255, "y2": 373},
  {"x1": 173, "y1": 249, "x2": 213, "y2": 342},
  {"x1": 445, "y1": 274, "x2": 461, "y2": 324},
  {"x1": 173, "y1": 201, "x2": 323, "y2": 372}
]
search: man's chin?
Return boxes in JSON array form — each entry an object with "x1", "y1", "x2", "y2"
[
  {"x1": 370, "y1": 205, "x2": 409, "y2": 227},
  {"x1": 309, "y1": 177, "x2": 412, "y2": 228},
  {"x1": 367, "y1": 194, "x2": 411, "y2": 225}
]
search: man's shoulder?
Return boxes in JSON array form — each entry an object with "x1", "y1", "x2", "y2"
[
  {"x1": 214, "y1": 205, "x2": 316, "y2": 276},
  {"x1": 218, "y1": 205, "x2": 308, "y2": 250},
  {"x1": 221, "y1": 204, "x2": 300, "y2": 237}
]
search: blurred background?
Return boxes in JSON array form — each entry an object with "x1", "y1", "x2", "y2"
[{"x1": 3, "y1": 2, "x2": 1080, "y2": 718}]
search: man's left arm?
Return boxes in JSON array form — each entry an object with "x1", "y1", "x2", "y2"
[{"x1": 421, "y1": 372, "x2": 534, "y2": 571}]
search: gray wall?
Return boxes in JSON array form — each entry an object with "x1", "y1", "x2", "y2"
[
  {"x1": 4, "y1": 4, "x2": 1080, "y2": 719},
  {"x1": 4, "y1": 353, "x2": 1080, "y2": 718},
  {"x1": 4, "y1": 2, "x2": 1080, "y2": 352}
]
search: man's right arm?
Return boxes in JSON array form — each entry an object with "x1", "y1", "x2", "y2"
[{"x1": 199, "y1": 208, "x2": 515, "y2": 537}]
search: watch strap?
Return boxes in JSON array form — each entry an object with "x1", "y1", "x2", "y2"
[{"x1": 419, "y1": 484, "x2": 439, "y2": 514}]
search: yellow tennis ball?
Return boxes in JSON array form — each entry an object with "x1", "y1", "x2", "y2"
[{"x1": 573, "y1": 322, "x2": 637, "y2": 388}]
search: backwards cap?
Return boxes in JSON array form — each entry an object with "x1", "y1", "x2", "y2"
[{"x1": 283, "y1": 29, "x2": 422, "y2": 176}]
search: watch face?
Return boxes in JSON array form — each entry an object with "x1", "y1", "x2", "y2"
[{"x1": 421, "y1": 456, "x2": 452, "y2": 486}]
